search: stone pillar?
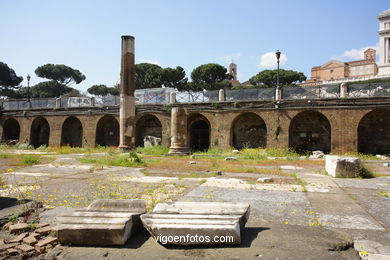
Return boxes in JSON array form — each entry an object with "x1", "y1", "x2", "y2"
[
  {"x1": 168, "y1": 107, "x2": 189, "y2": 155},
  {"x1": 340, "y1": 83, "x2": 348, "y2": 98},
  {"x1": 275, "y1": 87, "x2": 282, "y2": 100},
  {"x1": 56, "y1": 98, "x2": 61, "y2": 108},
  {"x1": 169, "y1": 92, "x2": 176, "y2": 104},
  {"x1": 218, "y1": 89, "x2": 225, "y2": 102},
  {"x1": 119, "y1": 35, "x2": 136, "y2": 150},
  {"x1": 90, "y1": 97, "x2": 95, "y2": 106}
]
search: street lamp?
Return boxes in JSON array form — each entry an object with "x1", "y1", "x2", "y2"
[
  {"x1": 27, "y1": 74, "x2": 31, "y2": 108},
  {"x1": 275, "y1": 50, "x2": 281, "y2": 89}
]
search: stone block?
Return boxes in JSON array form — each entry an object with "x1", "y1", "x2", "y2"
[
  {"x1": 224, "y1": 157, "x2": 237, "y2": 161},
  {"x1": 23, "y1": 235, "x2": 38, "y2": 245},
  {"x1": 35, "y1": 226, "x2": 52, "y2": 236},
  {"x1": 325, "y1": 155, "x2": 362, "y2": 178},
  {"x1": 8, "y1": 232, "x2": 28, "y2": 243},
  {"x1": 309, "y1": 150, "x2": 325, "y2": 159},
  {"x1": 56, "y1": 199, "x2": 146, "y2": 246},
  {"x1": 141, "y1": 202, "x2": 250, "y2": 245},
  {"x1": 8, "y1": 223, "x2": 30, "y2": 234},
  {"x1": 15, "y1": 244, "x2": 34, "y2": 252}
]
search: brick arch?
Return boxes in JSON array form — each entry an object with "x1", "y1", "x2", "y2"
[
  {"x1": 188, "y1": 113, "x2": 211, "y2": 151},
  {"x1": 358, "y1": 108, "x2": 390, "y2": 154},
  {"x1": 231, "y1": 112, "x2": 267, "y2": 149},
  {"x1": 1, "y1": 117, "x2": 20, "y2": 144},
  {"x1": 289, "y1": 110, "x2": 331, "y2": 153},
  {"x1": 95, "y1": 115, "x2": 119, "y2": 147},
  {"x1": 30, "y1": 116, "x2": 50, "y2": 148},
  {"x1": 61, "y1": 116, "x2": 83, "y2": 147},
  {"x1": 135, "y1": 114, "x2": 162, "y2": 147}
]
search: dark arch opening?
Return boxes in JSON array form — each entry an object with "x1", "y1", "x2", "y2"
[
  {"x1": 96, "y1": 115, "x2": 119, "y2": 147},
  {"x1": 232, "y1": 112, "x2": 267, "y2": 150},
  {"x1": 2, "y1": 118, "x2": 20, "y2": 144},
  {"x1": 189, "y1": 114, "x2": 210, "y2": 152},
  {"x1": 135, "y1": 115, "x2": 162, "y2": 147},
  {"x1": 30, "y1": 117, "x2": 50, "y2": 148},
  {"x1": 358, "y1": 109, "x2": 390, "y2": 154},
  {"x1": 289, "y1": 111, "x2": 331, "y2": 153},
  {"x1": 61, "y1": 116, "x2": 83, "y2": 147}
]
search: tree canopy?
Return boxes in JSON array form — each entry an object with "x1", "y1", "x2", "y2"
[
  {"x1": 135, "y1": 63, "x2": 187, "y2": 90},
  {"x1": 35, "y1": 64, "x2": 86, "y2": 86},
  {"x1": 249, "y1": 69, "x2": 307, "y2": 88},
  {"x1": 87, "y1": 84, "x2": 119, "y2": 96},
  {"x1": 190, "y1": 63, "x2": 232, "y2": 90},
  {"x1": 29, "y1": 81, "x2": 79, "y2": 98},
  {"x1": 34, "y1": 64, "x2": 86, "y2": 97},
  {"x1": 0, "y1": 62, "x2": 23, "y2": 97}
]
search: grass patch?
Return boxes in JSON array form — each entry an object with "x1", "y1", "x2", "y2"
[
  {"x1": 20, "y1": 155, "x2": 40, "y2": 165},
  {"x1": 47, "y1": 145, "x2": 117, "y2": 154},
  {"x1": 79, "y1": 152, "x2": 145, "y2": 167},
  {"x1": 0, "y1": 153, "x2": 12, "y2": 159},
  {"x1": 343, "y1": 153, "x2": 380, "y2": 161},
  {"x1": 377, "y1": 190, "x2": 389, "y2": 197},
  {"x1": 136, "y1": 145, "x2": 169, "y2": 155},
  {"x1": 179, "y1": 172, "x2": 218, "y2": 179}
]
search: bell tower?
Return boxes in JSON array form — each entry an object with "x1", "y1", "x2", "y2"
[{"x1": 229, "y1": 62, "x2": 237, "y2": 81}]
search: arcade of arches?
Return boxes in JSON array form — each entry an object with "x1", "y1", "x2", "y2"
[{"x1": 0, "y1": 108, "x2": 389, "y2": 154}]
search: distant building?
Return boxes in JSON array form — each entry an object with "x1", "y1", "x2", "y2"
[
  {"x1": 378, "y1": 9, "x2": 390, "y2": 75},
  {"x1": 301, "y1": 49, "x2": 378, "y2": 87}
]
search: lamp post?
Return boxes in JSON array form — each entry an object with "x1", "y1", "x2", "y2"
[
  {"x1": 275, "y1": 50, "x2": 281, "y2": 89},
  {"x1": 27, "y1": 74, "x2": 31, "y2": 108},
  {"x1": 275, "y1": 50, "x2": 282, "y2": 100}
]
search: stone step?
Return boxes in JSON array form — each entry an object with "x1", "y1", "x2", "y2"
[
  {"x1": 141, "y1": 202, "x2": 250, "y2": 245},
  {"x1": 56, "y1": 199, "x2": 146, "y2": 246}
]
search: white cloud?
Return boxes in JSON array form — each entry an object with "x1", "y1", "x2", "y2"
[
  {"x1": 336, "y1": 43, "x2": 379, "y2": 61},
  {"x1": 223, "y1": 52, "x2": 241, "y2": 64},
  {"x1": 258, "y1": 52, "x2": 287, "y2": 68},
  {"x1": 139, "y1": 59, "x2": 161, "y2": 66}
]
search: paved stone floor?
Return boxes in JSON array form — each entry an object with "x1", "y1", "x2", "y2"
[{"x1": 1, "y1": 152, "x2": 389, "y2": 259}]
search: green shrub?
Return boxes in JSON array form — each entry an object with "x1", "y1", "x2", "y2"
[{"x1": 20, "y1": 155, "x2": 40, "y2": 165}]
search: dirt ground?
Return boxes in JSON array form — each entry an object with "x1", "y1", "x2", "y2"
[{"x1": 0, "y1": 150, "x2": 389, "y2": 259}]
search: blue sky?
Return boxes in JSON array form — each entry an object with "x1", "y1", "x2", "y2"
[{"x1": 1, "y1": 0, "x2": 389, "y2": 93}]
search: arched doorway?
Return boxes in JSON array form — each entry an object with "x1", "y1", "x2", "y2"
[
  {"x1": 289, "y1": 111, "x2": 331, "y2": 153},
  {"x1": 135, "y1": 115, "x2": 162, "y2": 147},
  {"x1": 188, "y1": 114, "x2": 210, "y2": 151},
  {"x1": 96, "y1": 115, "x2": 119, "y2": 147},
  {"x1": 30, "y1": 117, "x2": 50, "y2": 148},
  {"x1": 1, "y1": 118, "x2": 20, "y2": 143},
  {"x1": 358, "y1": 109, "x2": 390, "y2": 154},
  {"x1": 231, "y1": 112, "x2": 267, "y2": 150},
  {"x1": 61, "y1": 116, "x2": 83, "y2": 147}
]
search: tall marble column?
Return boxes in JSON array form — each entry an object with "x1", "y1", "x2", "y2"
[{"x1": 119, "y1": 35, "x2": 136, "y2": 150}]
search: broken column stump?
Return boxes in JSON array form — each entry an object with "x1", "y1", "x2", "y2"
[
  {"x1": 325, "y1": 155, "x2": 363, "y2": 178},
  {"x1": 56, "y1": 199, "x2": 146, "y2": 246},
  {"x1": 141, "y1": 202, "x2": 250, "y2": 245}
]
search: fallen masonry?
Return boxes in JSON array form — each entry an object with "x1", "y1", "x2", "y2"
[
  {"x1": 325, "y1": 155, "x2": 362, "y2": 178},
  {"x1": 141, "y1": 202, "x2": 250, "y2": 245},
  {"x1": 56, "y1": 199, "x2": 146, "y2": 246}
]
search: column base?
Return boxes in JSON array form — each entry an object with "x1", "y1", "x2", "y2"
[
  {"x1": 168, "y1": 146, "x2": 190, "y2": 155},
  {"x1": 118, "y1": 145, "x2": 135, "y2": 152}
]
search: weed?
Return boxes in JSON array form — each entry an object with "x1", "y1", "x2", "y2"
[{"x1": 20, "y1": 155, "x2": 40, "y2": 165}]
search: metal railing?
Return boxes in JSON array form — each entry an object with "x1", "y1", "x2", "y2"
[
  {"x1": 176, "y1": 90, "x2": 219, "y2": 103},
  {"x1": 283, "y1": 85, "x2": 340, "y2": 99},
  {"x1": 348, "y1": 82, "x2": 390, "y2": 97},
  {"x1": 226, "y1": 88, "x2": 275, "y2": 101},
  {"x1": 1, "y1": 82, "x2": 390, "y2": 111}
]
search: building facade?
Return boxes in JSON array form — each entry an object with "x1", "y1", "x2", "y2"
[{"x1": 378, "y1": 9, "x2": 390, "y2": 75}]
